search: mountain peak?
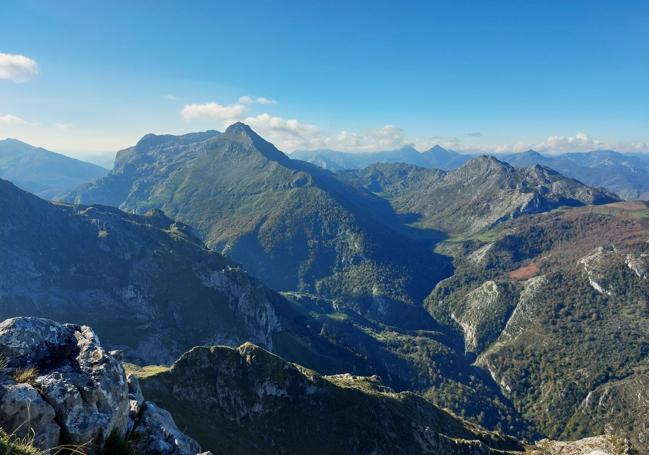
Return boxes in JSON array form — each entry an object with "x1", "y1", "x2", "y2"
[
  {"x1": 426, "y1": 145, "x2": 448, "y2": 153},
  {"x1": 0, "y1": 138, "x2": 36, "y2": 152},
  {"x1": 464, "y1": 154, "x2": 511, "y2": 170},
  {"x1": 224, "y1": 121, "x2": 256, "y2": 136},
  {"x1": 222, "y1": 122, "x2": 289, "y2": 163}
]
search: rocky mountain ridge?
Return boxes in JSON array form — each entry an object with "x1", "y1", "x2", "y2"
[{"x1": 340, "y1": 158, "x2": 618, "y2": 235}]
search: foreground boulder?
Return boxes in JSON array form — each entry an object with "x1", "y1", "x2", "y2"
[
  {"x1": 0, "y1": 317, "x2": 128, "y2": 448},
  {"x1": 0, "y1": 317, "x2": 201, "y2": 454}
]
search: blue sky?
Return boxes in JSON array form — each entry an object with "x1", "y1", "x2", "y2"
[{"x1": 1, "y1": 0, "x2": 648, "y2": 164}]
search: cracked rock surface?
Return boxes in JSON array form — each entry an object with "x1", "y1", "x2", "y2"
[{"x1": 0, "y1": 317, "x2": 201, "y2": 454}]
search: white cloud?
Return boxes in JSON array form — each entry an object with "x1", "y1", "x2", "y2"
[
  {"x1": 164, "y1": 94, "x2": 177, "y2": 101},
  {"x1": 539, "y1": 132, "x2": 602, "y2": 152},
  {"x1": 181, "y1": 102, "x2": 247, "y2": 121},
  {"x1": 179, "y1": 98, "x2": 649, "y2": 154},
  {"x1": 234, "y1": 114, "x2": 406, "y2": 152},
  {"x1": 239, "y1": 114, "x2": 320, "y2": 150},
  {"x1": 0, "y1": 114, "x2": 28, "y2": 125},
  {"x1": 0, "y1": 53, "x2": 38, "y2": 82},
  {"x1": 489, "y1": 132, "x2": 649, "y2": 154},
  {"x1": 256, "y1": 97, "x2": 277, "y2": 105},
  {"x1": 238, "y1": 95, "x2": 253, "y2": 105}
]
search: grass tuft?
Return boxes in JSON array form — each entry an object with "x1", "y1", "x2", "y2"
[{"x1": 13, "y1": 366, "x2": 39, "y2": 385}]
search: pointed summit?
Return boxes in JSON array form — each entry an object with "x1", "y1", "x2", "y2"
[
  {"x1": 426, "y1": 145, "x2": 448, "y2": 154},
  {"x1": 457, "y1": 155, "x2": 512, "y2": 174},
  {"x1": 222, "y1": 122, "x2": 289, "y2": 163},
  {"x1": 224, "y1": 121, "x2": 256, "y2": 136}
]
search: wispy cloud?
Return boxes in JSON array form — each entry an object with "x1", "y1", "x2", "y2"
[
  {"x1": 0, "y1": 53, "x2": 38, "y2": 82},
  {"x1": 164, "y1": 94, "x2": 177, "y2": 101},
  {"x1": 238, "y1": 115, "x2": 405, "y2": 152},
  {"x1": 0, "y1": 114, "x2": 28, "y2": 125}
]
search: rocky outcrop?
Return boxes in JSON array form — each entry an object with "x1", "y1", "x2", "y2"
[
  {"x1": 0, "y1": 382, "x2": 60, "y2": 448},
  {"x1": 528, "y1": 434, "x2": 633, "y2": 454},
  {"x1": 0, "y1": 317, "x2": 128, "y2": 449},
  {"x1": 131, "y1": 402, "x2": 203, "y2": 455},
  {"x1": 0, "y1": 317, "x2": 201, "y2": 454},
  {"x1": 136, "y1": 342, "x2": 526, "y2": 455}
]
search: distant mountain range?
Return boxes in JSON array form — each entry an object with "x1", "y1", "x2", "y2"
[
  {"x1": 291, "y1": 145, "x2": 471, "y2": 171},
  {"x1": 0, "y1": 138, "x2": 108, "y2": 199},
  {"x1": 500, "y1": 149, "x2": 649, "y2": 200},
  {"x1": 293, "y1": 145, "x2": 649, "y2": 200}
]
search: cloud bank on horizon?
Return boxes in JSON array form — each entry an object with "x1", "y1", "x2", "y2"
[
  {"x1": 1, "y1": 50, "x2": 648, "y2": 159},
  {"x1": 179, "y1": 98, "x2": 649, "y2": 155}
]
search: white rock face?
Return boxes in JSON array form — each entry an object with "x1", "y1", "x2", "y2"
[
  {"x1": 201, "y1": 267, "x2": 280, "y2": 350},
  {"x1": 0, "y1": 317, "x2": 129, "y2": 448},
  {"x1": 500, "y1": 275, "x2": 546, "y2": 342},
  {"x1": 460, "y1": 281, "x2": 500, "y2": 352},
  {"x1": 0, "y1": 317, "x2": 202, "y2": 454},
  {"x1": 625, "y1": 253, "x2": 649, "y2": 279},
  {"x1": 578, "y1": 246, "x2": 617, "y2": 296}
]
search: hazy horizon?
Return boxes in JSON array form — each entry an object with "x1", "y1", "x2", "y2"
[{"x1": 2, "y1": 0, "x2": 648, "y2": 162}]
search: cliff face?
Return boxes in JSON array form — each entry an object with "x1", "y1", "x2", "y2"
[{"x1": 0, "y1": 178, "x2": 283, "y2": 364}]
